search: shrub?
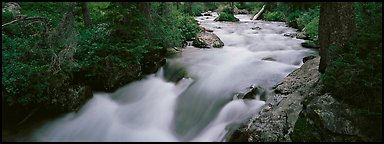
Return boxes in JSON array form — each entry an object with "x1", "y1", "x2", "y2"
[
  {"x1": 222, "y1": 7, "x2": 233, "y2": 14},
  {"x1": 192, "y1": 4, "x2": 203, "y2": 16},
  {"x1": 296, "y1": 6, "x2": 319, "y2": 30},
  {"x1": 176, "y1": 13, "x2": 200, "y2": 41},
  {"x1": 216, "y1": 12, "x2": 238, "y2": 22},
  {"x1": 322, "y1": 38, "x2": 382, "y2": 112},
  {"x1": 304, "y1": 16, "x2": 319, "y2": 41},
  {"x1": 236, "y1": 2, "x2": 259, "y2": 11},
  {"x1": 204, "y1": 2, "x2": 218, "y2": 11},
  {"x1": 263, "y1": 11, "x2": 285, "y2": 21}
]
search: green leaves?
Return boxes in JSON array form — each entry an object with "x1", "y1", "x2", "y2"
[
  {"x1": 263, "y1": 11, "x2": 285, "y2": 22},
  {"x1": 2, "y1": 2, "x2": 201, "y2": 110},
  {"x1": 322, "y1": 8, "x2": 382, "y2": 112}
]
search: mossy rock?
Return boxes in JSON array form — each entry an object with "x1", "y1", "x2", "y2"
[
  {"x1": 163, "y1": 62, "x2": 188, "y2": 83},
  {"x1": 193, "y1": 31, "x2": 224, "y2": 48},
  {"x1": 214, "y1": 12, "x2": 240, "y2": 22}
]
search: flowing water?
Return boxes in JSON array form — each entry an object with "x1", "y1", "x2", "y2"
[{"x1": 27, "y1": 13, "x2": 317, "y2": 142}]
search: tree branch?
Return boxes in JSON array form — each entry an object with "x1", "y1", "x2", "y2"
[{"x1": 2, "y1": 16, "x2": 48, "y2": 28}]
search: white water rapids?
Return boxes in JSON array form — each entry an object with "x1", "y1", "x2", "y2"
[{"x1": 28, "y1": 13, "x2": 317, "y2": 142}]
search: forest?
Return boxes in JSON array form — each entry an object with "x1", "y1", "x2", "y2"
[{"x1": 2, "y1": 2, "x2": 382, "y2": 142}]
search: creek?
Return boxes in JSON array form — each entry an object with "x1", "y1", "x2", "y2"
[{"x1": 27, "y1": 13, "x2": 317, "y2": 142}]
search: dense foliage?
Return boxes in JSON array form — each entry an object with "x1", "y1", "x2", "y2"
[
  {"x1": 2, "y1": 2, "x2": 200, "y2": 111},
  {"x1": 322, "y1": 2, "x2": 382, "y2": 113},
  {"x1": 262, "y1": 3, "x2": 320, "y2": 42},
  {"x1": 215, "y1": 7, "x2": 238, "y2": 22}
]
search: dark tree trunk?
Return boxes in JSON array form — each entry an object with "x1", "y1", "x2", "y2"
[
  {"x1": 176, "y1": 2, "x2": 180, "y2": 10},
  {"x1": 80, "y1": 2, "x2": 91, "y2": 27},
  {"x1": 318, "y1": 2, "x2": 356, "y2": 73},
  {"x1": 159, "y1": 2, "x2": 172, "y2": 16},
  {"x1": 137, "y1": 2, "x2": 151, "y2": 19},
  {"x1": 166, "y1": 2, "x2": 173, "y2": 15},
  {"x1": 187, "y1": 2, "x2": 193, "y2": 15},
  {"x1": 230, "y1": 2, "x2": 234, "y2": 14}
]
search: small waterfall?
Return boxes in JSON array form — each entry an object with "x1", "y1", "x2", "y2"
[{"x1": 186, "y1": 41, "x2": 193, "y2": 46}]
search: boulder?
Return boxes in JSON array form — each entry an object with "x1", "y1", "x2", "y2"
[
  {"x1": 228, "y1": 57, "x2": 322, "y2": 142},
  {"x1": 193, "y1": 31, "x2": 224, "y2": 48},
  {"x1": 199, "y1": 25, "x2": 214, "y2": 32},
  {"x1": 292, "y1": 93, "x2": 382, "y2": 142}
]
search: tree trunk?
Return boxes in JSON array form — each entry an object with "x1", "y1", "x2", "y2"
[
  {"x1": 187, "y1": 2, "x2": 193, "y2": 15},
  {"x1": 318, "y1": 2, "x2": 356, "y2": 73},
  {"x1": 80, "y1": 2, "x2": 91, "y2": 28},
  {"x1": 166, "y1": 2, "x2": 173, "y2": 14},
  {"x1": 230, "y1": 2, "x2": 234, "y2": 14},
  {"x1": 176, "y1": 2, "x2": 180, "y2": 10},
  {"x1": 159, "y1": 2, "x2": 172, "y2": 16},
  {"x1": 137, "y1": 2, "x2": 151, "y2": 18}
]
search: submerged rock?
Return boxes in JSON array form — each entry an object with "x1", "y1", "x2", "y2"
[
  {"x1": 233, "y1": 85, "x2": 267, "y2": 100},
  {"x1": 261, "y1": 57, "x2": 276, "y2": 62},
  {"x1": 193, "y1": 31, "x2": 224, "y2": 48},
  {"x1": 163, "y1": 62, "x2": 188, "y2": 83},
  {"x1": 283, "y1": 32, "x2": 310, "y2": 40},
  {"x1": 283, "y1": 33, "x2": 296, "y2": 38},
  {"x1": 251, "y1": 26, "x2": 262, "y2": 30}
]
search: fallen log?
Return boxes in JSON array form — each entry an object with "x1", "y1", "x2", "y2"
[{"x1": 251, "y1": 5, "x2": 265, "y2": 20}]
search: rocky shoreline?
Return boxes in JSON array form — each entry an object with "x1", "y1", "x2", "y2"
[{"x1": 227, "y1": 56, "x2": 381, "y2": 142}]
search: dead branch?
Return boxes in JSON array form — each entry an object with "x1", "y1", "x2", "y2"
[
  {"x1": 252, "y1": 5, "x2": 265, "y2": 20},
  {"x1": 16, "y1": 107, "x2": 40, "y2": 126},
  {"x1": 2, "y1": 16, "x2": 48, "y2": 28}
]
